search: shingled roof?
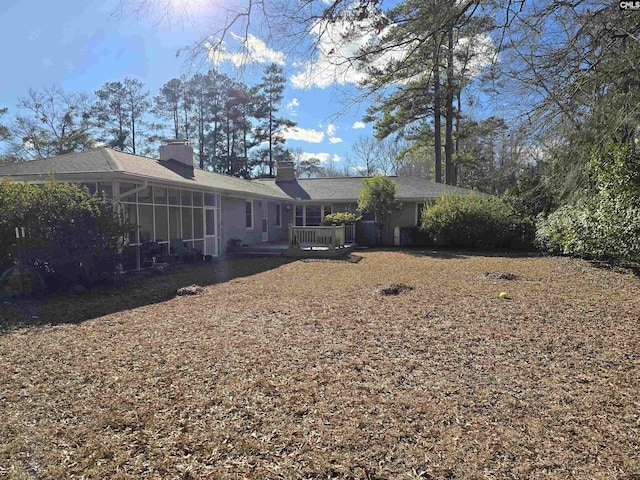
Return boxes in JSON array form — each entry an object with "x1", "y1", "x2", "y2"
[
  {"x1": 0, "y1": 148, "x2": 474, "y2": 202},
  {"x1": 0, "y1": 148, "x2": 289, "y2": 199},
  {"x1": 258, "y1": 176, "x2": 474, "y2": 202}
]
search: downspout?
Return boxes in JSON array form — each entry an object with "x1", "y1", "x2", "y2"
[{"x1": 114, "y1": 180, "x2": 149, "y2": 201}]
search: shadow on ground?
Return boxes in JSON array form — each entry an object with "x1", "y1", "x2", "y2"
[
  {"x1": 380, "y1": 247, "x2": 543, "y2": 260},
  {"x1": 0, "y1": 257, "x2": 295, "y2": 333},
  {"x1": 587, "y1": 258, "x2": 640, "y2": 278}
]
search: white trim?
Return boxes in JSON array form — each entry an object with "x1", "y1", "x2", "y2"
[{"x1": 276, "y1": 203, "x2": 282, "y2": 228}]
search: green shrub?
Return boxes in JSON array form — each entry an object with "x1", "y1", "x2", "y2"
[
  {"x1": 536, "y1": 193, "x2": 640, "y2": 262},
  {"x1": 535, "y1": 144, "x2": 640, "y2": 262},
  {"x1": 420, "y1": 192, "x2": 535, "y2": 250},
  {"x1": 0, "y1": 178, "x2": 131, "y2": 291},
  {"x1": 323, "y1": 212, "x2": 360, "y2": 225}
]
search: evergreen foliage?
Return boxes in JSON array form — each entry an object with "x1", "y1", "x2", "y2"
[
  {"x1": 420, "y1": 192, "x2": 534, "y2": 250},
  {"x1": 536, "y1": 144, "x2": 640, "y2": 262},
  {"x1": 323, "y1": 212, "x2": 361, "y2": 225},
  {"x1": 0, "y1": 179, "x2": 131, "y2": 291}
]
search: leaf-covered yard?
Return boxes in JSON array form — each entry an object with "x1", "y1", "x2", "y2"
[{"x1": 1, "y1": 251, "x2": 639, "y2": 479}]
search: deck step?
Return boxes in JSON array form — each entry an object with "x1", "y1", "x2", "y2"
[{"x1": 229, "y1": 249, "x2": 284, "y2": 257}]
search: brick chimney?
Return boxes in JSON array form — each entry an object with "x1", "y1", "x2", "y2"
[
  {"x1": 160, "y1": 139, "x2": 195, "y2": 165},
  {"x1": 276, "y1": 161, "x2": 296, "y2": 182},
  {"x1": 159, "y1": 140, "x2": 194, "y2": 178}
]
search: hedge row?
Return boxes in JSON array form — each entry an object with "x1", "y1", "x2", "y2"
[
  {"x1": 0, "y1": 178, "x2": 131, "y2": 291},
  {"x1": 419, "y1": 192, "x2": 535, "y2": 250}
]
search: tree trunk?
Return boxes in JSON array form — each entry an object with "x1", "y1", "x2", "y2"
[
  {"x1": 433, "y1": 41, "x2": 442, "y2": 184},
  {"x1": 268, "y1": 90, "x2": 275, "y2": 177},
  {"x1": 445, "y1": 28, "x2": 455, "y2": 186},
  {"x1": 131, "y1": 113, "x2": 136, "y2": 155},
  {"x1": 173, "y1": 105, "x2": 179, "y2": 139}
]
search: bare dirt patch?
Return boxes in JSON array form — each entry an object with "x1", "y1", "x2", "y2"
[
  {"x1": 176, "y1": 284, "x2": 206, "y2": 296},
  {"x1": 482, "y1": 271, "x2": 518, "y2": 280},
  {"x1": 375, "y1": 282, "x2": 415, "y2": 296},
  {"x1": 1, "y1": 251, "x2": 639, "y2": 479}
]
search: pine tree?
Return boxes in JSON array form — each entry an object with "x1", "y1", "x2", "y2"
[{"x1": 255, "y1": 63, "x2": 296, "y2": 176}]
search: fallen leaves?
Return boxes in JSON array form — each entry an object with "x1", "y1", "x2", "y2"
[{"x1": 1, "y1": 251, "x2": 639, "y2": 478}]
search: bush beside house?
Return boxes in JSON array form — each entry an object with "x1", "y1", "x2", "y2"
[
  {"x1": 420, "y1": 192, "x2": 535, "y2": 250},
  {"x1": 322, "y1": 212, "x2": 360, "y2": 225},
  {"x1": 0, "y1": 178, "x2": 131, "y2": 292}
]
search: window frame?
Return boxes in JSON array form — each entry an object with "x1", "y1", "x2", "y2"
[{"x1": 245, "y1": 200, "x2": 254, "y2": 230}]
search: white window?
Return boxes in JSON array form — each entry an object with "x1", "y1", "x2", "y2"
[
  {"x1": 276, "y1": 204, "x2": 282, "y2": 228},
  {"x1": 246, "y1": 201, "x2": 254, "y2": 230}
]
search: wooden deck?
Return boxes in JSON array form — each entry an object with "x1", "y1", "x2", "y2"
[
  {"x1": 229, "y1": 241, "x2": 356, "y2": 259},
  {"x1": 229, "y1": 224, "x2": 357, "y2": 259}
]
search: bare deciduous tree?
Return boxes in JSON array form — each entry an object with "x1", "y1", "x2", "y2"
[{"x1": 9, "y1": 86, "x2": 95, "y2": 160}]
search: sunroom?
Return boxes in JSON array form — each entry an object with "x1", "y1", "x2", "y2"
[{"x1": 76, "y1": 179, "x2": 223, "y2": 270}]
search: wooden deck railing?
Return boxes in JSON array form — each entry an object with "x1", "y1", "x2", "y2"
[
  {"x1": 289, "y1": 224, "x2": 355, "y2": 249},
  {"x1": 344, "y1": 223, "x2": 355, "y2": 244}
]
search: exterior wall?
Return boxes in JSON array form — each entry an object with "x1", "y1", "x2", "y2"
[
  {"x1": 220, "y1": 196, "x2": 268, "y2": 254},
  {"x1": 396, "y1": 202, "x2": 421, "y2": 228},
  {"x1": 332, "y1": 203, "x2": 357, "y2": 213},
  {"x1": 377, "y1": 202, "x2": 424, "y2": 244},
  {"x1": 267, "y1": 201, "x2": 291, "y2": 242},
  {"x1": 282, "y1": 204, "x2": 293, "y2": 235}
]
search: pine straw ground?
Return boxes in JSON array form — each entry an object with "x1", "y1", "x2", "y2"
[{"x1": 1, "y1": 250, "x2": 640, "y2": 479}]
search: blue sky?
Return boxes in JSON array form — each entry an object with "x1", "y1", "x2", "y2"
[{"x1": 0, "y1": 0, "x2": 374, "y2": 169}]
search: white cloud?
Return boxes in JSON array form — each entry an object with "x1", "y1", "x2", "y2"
[
  {"x1": 291, "y1": 15, "x2": 496, "y2": 90},
  {"x1": 455, "y1": 33, "x2": 495, "y2": 78},
  {"x1": 291, "y1": 20, "x2": 371, "y2": 89},
  {"x1": 291, "y1": 17, "x2": 413, "y2": 89},
  {"x1": 299, "y1": 151, "x2": 331, "y2": 163},
  {"x1": 286, "y1": 98, "x2": 299, "y2": 117},
  {"x1": 297, "y1": 152, "x2": 341, "y2": 163},
  {"x1": 207, "y1": 33, "x2": 285, "y2": 67},
  {"x1": 352, "y1": 121, "x2": 366, "y2": 129},
  {"x1": 326, "y1": 124, "x2": 342, "y2": 143},
  {"x1": 282, "y1": 127, "x2": 325, "y2": 143}
]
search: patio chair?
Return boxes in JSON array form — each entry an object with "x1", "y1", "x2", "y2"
[
  {"x1": 170, "y1": 238, "x2": 202, "y2": 263},
  {"x1": 141, "y1": 241, "x2": 163, "y2": 268}
]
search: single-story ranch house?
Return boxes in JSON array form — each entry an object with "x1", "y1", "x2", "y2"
[{"x1": 0, "y1": 141, "x2": 473, "y2": 262}]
